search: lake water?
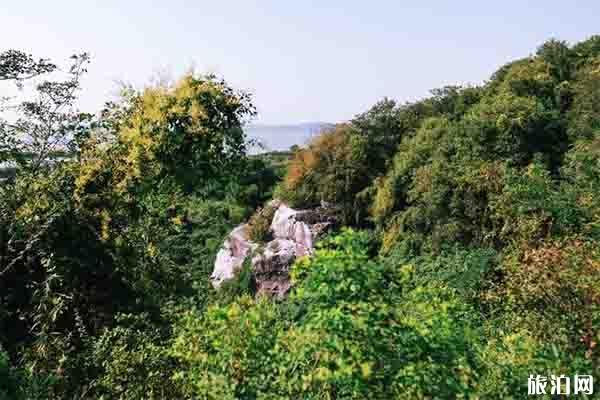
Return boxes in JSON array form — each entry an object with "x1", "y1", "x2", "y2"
[{"x1": 245, "y1": 123, "x2": 333, "y2": 153}]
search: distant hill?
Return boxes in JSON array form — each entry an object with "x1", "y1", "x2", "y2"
[{"x1": 245, "y1": 122, "x2": 335, "y2": 153}]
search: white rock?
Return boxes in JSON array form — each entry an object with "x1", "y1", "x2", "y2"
[
  {"x1": 271, "y1": 204, "x2": 314, "y2": 255},
  {"x1": 210, "y1": 224, "x2": 256, "y2": 288},
  {"x1": 211, "y1": 202, "x2": 334, "y2": 296},
  {"x1": 271, "y1": 204, "x2": 299, "y2": 239},
  {"x1": 252, "y1": 239, "x2": 296, "y2": 274}
]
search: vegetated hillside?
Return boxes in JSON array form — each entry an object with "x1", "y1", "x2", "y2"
[{"x1": 0, "y1": 36, "x2": 598, "y2": 399}]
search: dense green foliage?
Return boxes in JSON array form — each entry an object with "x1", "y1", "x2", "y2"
[
  {"x1": 276, "y1": 35, "x2": 600, "y2": 398},
  {"x1": 0, "y1": 55, "x2": 278, "y2": 398},
  {"x1": 1, "y1": 36, "x2": 599, "y2": 398},
  {"x1": 172, "y1": 230, "x2": 483, "y2": 399}
]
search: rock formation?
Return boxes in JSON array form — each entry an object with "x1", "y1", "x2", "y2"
[
  {"x1": 210, "y1": 224, "x2": 256, "y2": 286},
  {"x1": 210, "y1": 201, "x2": 334, "y2": 298}
]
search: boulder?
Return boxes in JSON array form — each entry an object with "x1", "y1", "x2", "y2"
[
  {"x1": 271, "y1": 204, "x2": 315, "y2": 256},
  {"x1": 252, "y1": 239, "x2": 296, "y2": 299},
  {"x1": 210, "y1": 224, "x2": 256, "y2": 288},
  {"x1": 210, "y1": 201, "x2": 335, "y2": 297}
]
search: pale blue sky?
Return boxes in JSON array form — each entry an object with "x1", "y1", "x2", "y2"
[{"x1": 2, "y1": 1, "x2": 598, "y2": 124}]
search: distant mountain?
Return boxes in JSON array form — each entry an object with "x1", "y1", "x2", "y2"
[{"x1": 245, "y1": 122, "x2": 335, "y2": 153}]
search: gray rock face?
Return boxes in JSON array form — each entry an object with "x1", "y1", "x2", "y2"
[
  {"x1": 210, "y1": 201, "x2": 334, "y2": 298},
  {"x1": 252, "y1": 239, "x2": 296, "y2": 299}
]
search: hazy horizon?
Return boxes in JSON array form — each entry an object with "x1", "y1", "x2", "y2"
[{"x1": 246, "y1": 122, "x2": 334, "y2": 152}]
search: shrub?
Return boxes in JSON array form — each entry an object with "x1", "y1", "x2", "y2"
[
  {"x1": 171, "y1": 230, "x2": 483, "y2": 399},
  {"x1": 0, "y1": 349, "x2": 19, "y2": 400},
  {"x1": 171, "y1": 296, "x2": 281, "y2": 399},
  {"x1": 384, "y1": 245, "x2": 498, "y2": 301},
  {"x1": 246, "y1": 204, "x2": 276, "y2": 242},
  {"x1": 486, "y1": 238, "x2": 600, "y2": 348},
  {"x1": 89, "y1": 314, "x2": 183, "y2": 400},
  {"x1": 476, "y1": 327, "x2": 593, "y2": 398},
  {"x1": 278, "y1": 124, "x2": 363, "y2": 217},
  {"x1": 489, "y1": 162, "x2": 586, "y2": 244}
]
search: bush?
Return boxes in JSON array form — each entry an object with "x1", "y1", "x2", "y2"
[
  {"x1": 476, "y1": 327, "x2": 593, "y2": 398},
  {"x1": 0, "y1": 347, "x2": 55, "y2": 400},
  {"x1": 246, "y1": 204, "x2": 276, "y2": 242},
  {"x1": 89, "y1": 314, "x2": 183, "y2": 400},
  {"x1": 0, "y1": 349, "x2": 19, "y2": 400},
  {"x1": 171, "y1": 230, "x2": 483, "y2": 399},
  {"x1": 489, "y1": 161, "x2": 587, "y2": 244},
  {"x1": 486, "y1": 238, "x2": 600, "y2": 348},
  {"x1": 278, "y1": 124, "x2": 365, "y2": 221},
  {"x1": 171, "y1": 296, "x2": 282, "y2": 399},
  {"x1": 384, "y1": 245, "x2": 498, "y2": 301}
]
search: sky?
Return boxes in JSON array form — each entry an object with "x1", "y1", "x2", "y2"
[{"x1": 1, "y1": 1, "x2": 599, "y2": 124}]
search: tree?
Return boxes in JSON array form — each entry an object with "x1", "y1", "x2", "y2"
[
  {"x1": 99, "y1": 74, "x2": 256, "y2": 195},
  {"x1": 536, "y1": 38, "x2": 573, "y2": 82},
  {"x1": 0, "y1": 51, "x2": 92, "y2": 171},
  {"x1": 0, "y1": 50, "x2": 55, "y2": 84}
]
